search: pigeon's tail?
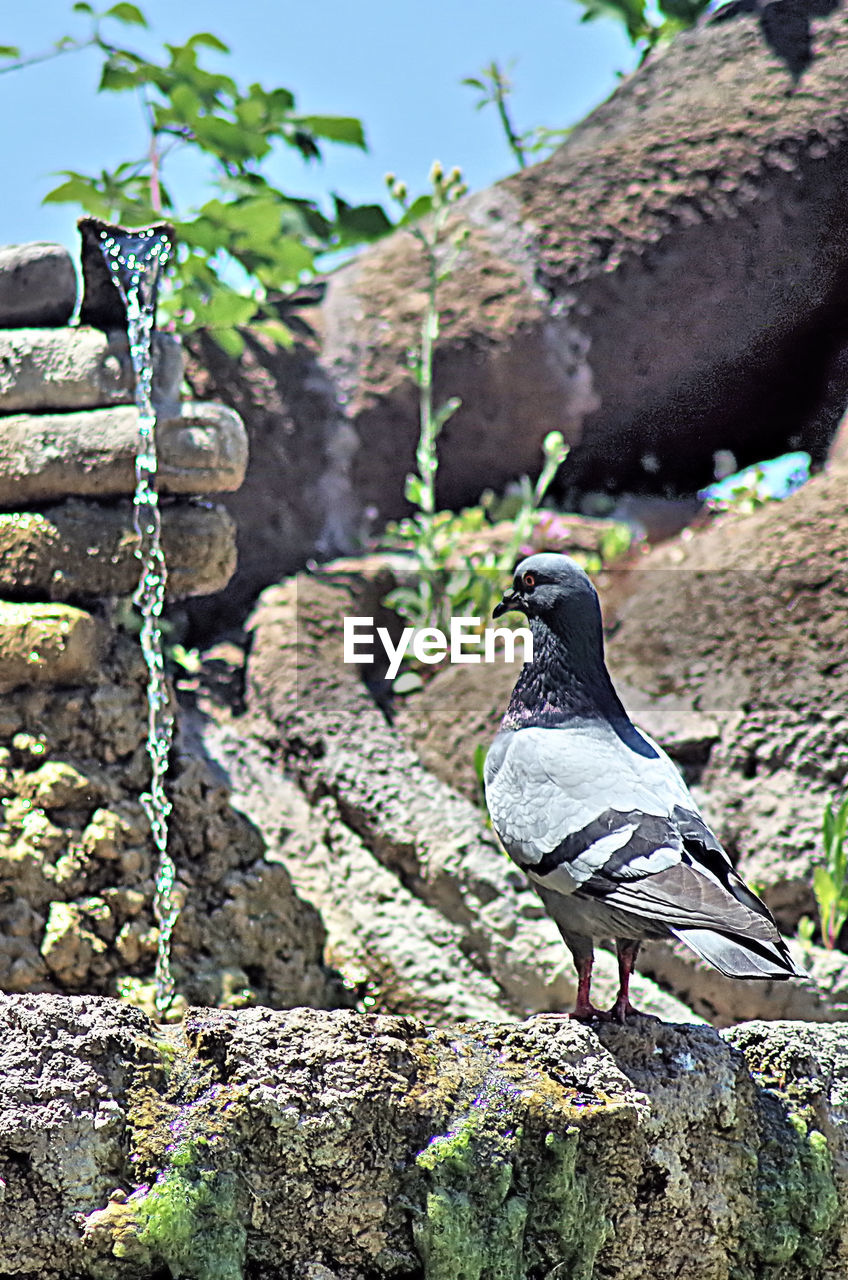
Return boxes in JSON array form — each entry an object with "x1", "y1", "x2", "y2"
[{"x1": 672, "y1": 926, "x2": 804, "y2": 980}]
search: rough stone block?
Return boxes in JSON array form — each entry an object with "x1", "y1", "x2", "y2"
[
  {"x1": 0, "y1": 499, "x2": 238, "y2": 601},
  {"x1": 0, "y1": 243, "x2": 78, "y2": 328},
  {"x1": 0, "y1": 326, "x2": 183, "y2": 414},
  {"x1": 0, "y1": 400, "x2": 248, "y2": 505},
  {"x1": 0, "y1": 602, "x2": 101, "y2": 689},
  {"x1": 1, "y1": 996, "x2": 847, "y2": 1279}
]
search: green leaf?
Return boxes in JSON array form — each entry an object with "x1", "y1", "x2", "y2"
[
  {"x1": 400, "y1": 194, "x2": 434, "y2": 226},
  {"x1": 72, "y1": 2, "x2": 94, "y2": 12},
  {"x1": 105, "y1": 3, "x2": 148, "y2": 26},
  {"x1": 813, "y1": 865, "x2": 837, "y2": 915},
  {"x1": 824, "y1": 802, "x2": 835, "y2": 850},
  {"x1": 43, "y1": 173, "x2": 113, "y2": 218},
  {"x1": 167, "y1": 81, "x2": 202, "y2": 121},
  {"x1": 658, "y1": 0, "x2": 708, "y2": 21},
  {"x1": 252, "y1": 317, "x2": 294, "y2": 349},
  {"x1": 263, "y1": 85, "x2": 295, "y2": 115},
  {"x1": 99, "y1": 51, "x2": 148, "y2": 92},
  {"x1": 405, "y1": 475, "x2": 424, "y2": 507},
  {"x1": 433, "y1": 395, "x2": 461, "y2": 431},
  {"x1": 43, "y1": 175, "x2": 93, "y2": 204},
  {"x1": 187, "y1": 31, "x2": 230, "y2": 53},
  {"x1": 576, "y1": 0, "x2": 652, "y2": 43},
  {"x1": 472, "y1": 741, "x2": 488, "y2": 781},
  {"x1": 207, "y1": 326, "x2": 245, "y2": 358},
  {"x1": 292, "y1": 114, "x2": 366, "y2": 148},
  {"x1": 0, "y1": 45, "x2": 21, "y2": 58},
  {"x1": 191, "y1": 114, "x2": 262, "y2": 162},
  {"x1": 333, "y1": 198, "x2": 393, "y2": 244}
]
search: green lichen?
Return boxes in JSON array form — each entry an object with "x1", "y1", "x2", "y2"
[
  {"x1": 133, "y1": 1137, "x2": 247, "y2": 1280},
  {"x1": 525, "y1": 1129, "x2": 611, "y2": 1280},
  {"x1": 412, "y1": 1069, "x2": 611, "y2": 1280},
  {"x1": 107, "y1": 1065, "x2": 250, "y2": 1280},
  {"x1": 732, "y1": 1106, "x2": 840, "y2": 1278}
]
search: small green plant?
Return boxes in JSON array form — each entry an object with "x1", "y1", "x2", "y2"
[
  {"x1": 462, "y1": 60, "x2": 571, "y2": 170},
  {"x1": 382, "y1": 162, "x2": 468, "y2": 634},
  {"x1": 385, "y1": 432, "x2": 569, "y2": 642},
  {"x1": 1, "y1": 2, "x2": 390, "y2": 353},
  {"x1": 796, "y1": 914, "x2": 815, "y2": 954},
  {"x1": 812, "y1": 794, "x2": 848, "y2": 950},
  {"x1": 378, "y1": 165, "x2": 573, "y2": 648}
]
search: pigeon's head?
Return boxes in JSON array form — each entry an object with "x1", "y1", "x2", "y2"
[{"x1": 493, "y1": 553, "x2": 599, "y2": 625}]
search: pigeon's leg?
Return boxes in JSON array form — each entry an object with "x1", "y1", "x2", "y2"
[
  {"x1": 609, "y1": 938, "x2": 643, "y2": 1023},
  {"x1": 567, "y1": 945, "x2": 612, "y2": 1022},
  {"x1": 570, "y1": 953, "x2": 598, "y2": 1020}
]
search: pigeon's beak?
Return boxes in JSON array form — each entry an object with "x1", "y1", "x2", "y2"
[{"x1": 493, "y1": 590, "x2": 522, "y2": 619}]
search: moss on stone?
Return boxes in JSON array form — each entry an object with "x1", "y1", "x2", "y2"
[
  {"x1": 524, "y1": 1127, "x2": 611, "y2": 1280},
  {"x1": 412, "y1": 1062, "x2": 614, "y2": 1280},
  {"x1": 134, "y1": 1137, "x2": 247, "y2": 1280},
  {"x1": 732, "y1": 1104, "x2": 840, "y2": 1278}
]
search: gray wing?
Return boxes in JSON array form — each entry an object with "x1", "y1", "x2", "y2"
[
  {"x1": 484, "y1": 723, "x2": 693, "y2": 892},
  {"x1": 485, "y1": 723, "x2": 801, "y2": 978}
]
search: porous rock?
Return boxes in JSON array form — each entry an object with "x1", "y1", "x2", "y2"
[
  {"x1": 0, "y1": 499, "x2": 238, "y2": 602},
  {"x1": 0, "y1": 994, "x2": 846, "y2": 1279},
  {"x1": 604, "y1": 457, "x2": 848, "y2": 932},
  {"x1": 0, "y1": 601, "x2": 101, "y2": 689},
  {"x1": 0, "y1": 627, "x2": 343, "y2": 1012},
  {"x1": 0, "y1": 326, "x2": 183, "y2": 414},
  {"x1": 0, "y1": 400, "x2": 248, "y2": 505},
  {"x1": 185, "y1": 0, "x2": 848, "y2": 635},
  {"x1": 196, "y1": 711, "x2": 530, "y2": 1024},
  {"x1": 0, "y1": 242, "x2": 77, "y2": 328}
]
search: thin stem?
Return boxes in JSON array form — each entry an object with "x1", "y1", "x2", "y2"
[
  {"x1": 495, "y1": 86, "x2": 527, "y2": 170},
  {"x1": 0, "y1": 35, "x2": 97, "y2": 75},
  {"x1": 142, "y1": 92, "x2": 163, "y2": 214}
]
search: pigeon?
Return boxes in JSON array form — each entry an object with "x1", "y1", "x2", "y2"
[{"x1": 484, "y1": 552, "x2": 802, "y2": 1022}]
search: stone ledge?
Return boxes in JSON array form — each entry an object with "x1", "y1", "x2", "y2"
[
  {"x1": 0, "y1": 499, "x2": 237, "y2": 602},
  {"x1": 0, "y1": 401, "x2": 248, "y2": 506},
  {"x1": 0, "y1": 327, "x2": 183, "y2": 415},
  {"x1": 0, "y1": 243, "x2": 77, "y2": 328},
  {"x1": 0, "y1": 995, "x2": 845, "y2": 1279}
]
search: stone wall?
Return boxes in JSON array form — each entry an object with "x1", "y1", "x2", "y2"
[{"x1": 0, "y1": 240, "x2": 344, "y2": 1014}]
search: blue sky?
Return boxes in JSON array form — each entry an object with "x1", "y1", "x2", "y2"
[{"x1": 0, "y1": 1, "x2": 636, "y2": 254}]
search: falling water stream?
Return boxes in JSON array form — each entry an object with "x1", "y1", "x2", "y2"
[{"x1": 98, "y1": 225, "x2": 178, "y2": 1013}]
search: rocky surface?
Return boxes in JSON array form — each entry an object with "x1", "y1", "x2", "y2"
[
  {"x1": 0, "y1": 399, "x2": 247, "y2": 503},
  {"x1": 185, "y1": 0, "x2": 848, "y2": 635},
  {"x1": 606, "y1": 457, "x2": 848, "y2": 931},
  {"x1": 0, "y1": 326, "x2": 183, "y2": 414},
  {"x1": 0, "y1": 601, "x2": 102, "y2": 690},
  {"x1": 0, "y1": 624, "x2": 348, "y2": 1011},
  {"x1": 0, "y1": 238, "x2": 350, "y2": 1018},
  {"x1": 0, "y1": 242, "x2": 77, "y2": 327},
  {"x1": 1, "y1": 993, "x2": 847, "y2": 1279},
  {"x1": 0, "y1": 500, "x2": 238, "y2": 602}
]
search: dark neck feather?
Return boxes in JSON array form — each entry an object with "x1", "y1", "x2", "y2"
[{"x1": 502, "y1": 612, "x2": 628, "y2": 730}]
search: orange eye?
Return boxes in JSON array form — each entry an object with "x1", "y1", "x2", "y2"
[{"x1": 523, "y1": 571, "x2": 536, "y2": 589}]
